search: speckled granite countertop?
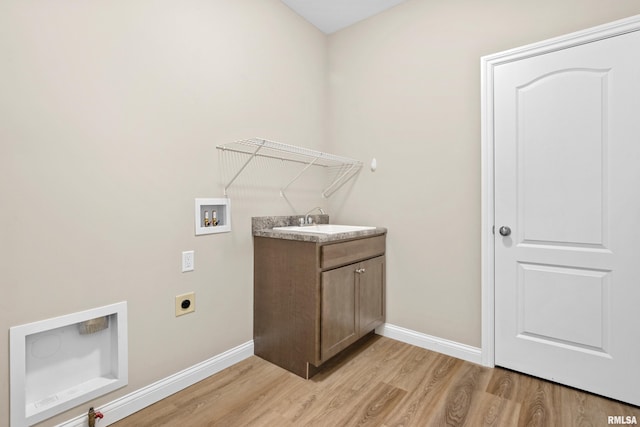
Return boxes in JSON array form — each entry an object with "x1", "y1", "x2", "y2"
[{"x1": 252, "y1": 215, "x2": 386, "y2": 243}]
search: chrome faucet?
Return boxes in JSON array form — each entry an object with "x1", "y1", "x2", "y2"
[{"x1": 304, "y1": 206, "x2": 326, "y2": 225}]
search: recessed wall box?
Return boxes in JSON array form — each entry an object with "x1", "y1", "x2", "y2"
[
  {"x1": 10, "y1": 302, "x2": 128, "y2": 427},
  {"x1": 195, "y1": 198, "x2": 231, "y2": 235}
]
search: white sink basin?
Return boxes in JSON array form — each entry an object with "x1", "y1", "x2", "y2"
[{"x1": 273, "y1": 224, "x2": 376, "y2": 235}]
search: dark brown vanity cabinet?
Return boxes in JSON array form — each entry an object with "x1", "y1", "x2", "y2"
[
  {"x1": 321, "y1": 255, "x2": 385, "y2": 361},
  {"x1": 254, "y1": 234, "x2": 385, "y2": 378}
]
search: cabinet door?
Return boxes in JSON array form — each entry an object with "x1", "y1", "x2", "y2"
[
  {"x1": 321, "y1": 264, "x2": 357, "y2": 361},
  {"x1": 358, "y1": 256, "x2": 385, "y2": 335}
]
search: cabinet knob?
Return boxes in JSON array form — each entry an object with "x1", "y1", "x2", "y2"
[{"x1": 355, "y1": 268, "x2": 366, "y2": 274}]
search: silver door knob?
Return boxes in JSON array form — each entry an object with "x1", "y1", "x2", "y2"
[{"x1": 499, "y1": 226, "x2": 511, "y2": 236}]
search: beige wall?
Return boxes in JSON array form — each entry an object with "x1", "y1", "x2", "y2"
[
  {"x1": 0, "y1": 1, "x2": 327, "y2": 425},
  {"x1": 327, "y1": 0, "x2": 640, "y2": 347},
  {"x1": 3, "y1": 1, "x2": 640, "y2": 426}
]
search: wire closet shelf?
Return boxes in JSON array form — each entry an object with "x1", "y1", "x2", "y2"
[{"x1": 216, "y1": 138, "x2": 363, "y2": 198}]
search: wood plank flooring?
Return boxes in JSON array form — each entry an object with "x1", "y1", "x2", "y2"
[{"x1": 112, "y1": 336, "x2": 640, "y2": 426}]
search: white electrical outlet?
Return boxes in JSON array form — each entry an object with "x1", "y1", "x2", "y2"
[{"x1": 182, "y1": 250, "x2": 194, "y2": 272}]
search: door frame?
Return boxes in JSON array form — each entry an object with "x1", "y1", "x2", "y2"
[{"x1": 480, "y1": 14, "x2": 640, "y2": 368}]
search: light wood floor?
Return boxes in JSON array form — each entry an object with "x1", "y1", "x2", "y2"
[{"x1": 112, "y1": 336, "x2": 640, "y2": 426}]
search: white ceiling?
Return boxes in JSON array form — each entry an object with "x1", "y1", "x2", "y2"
[{"x1": 281, "y1": 0, "x2": 408, "y2": 34}]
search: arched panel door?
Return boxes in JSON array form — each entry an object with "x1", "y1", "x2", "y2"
[{"x1": 493, "y1": 28, "x2": 640, "y2": 406}]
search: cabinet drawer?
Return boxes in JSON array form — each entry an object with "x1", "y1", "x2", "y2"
[{"x1": 321, "y1": 235, "x2": 385, "y2": 269}]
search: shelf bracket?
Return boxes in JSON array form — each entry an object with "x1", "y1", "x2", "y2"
[
  {"x1": 279, "y1": 156, "x2": 320, "y2": 198},
  {"x1": 222, "y1": 142, "x2": 264, "y2": 196},
  {"x1": 322, "y1": 163, "x2": 361, "y2": 198}
]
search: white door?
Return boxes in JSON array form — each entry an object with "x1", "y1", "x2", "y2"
[{"x1": 494, "y1": 28, "x2": 640, "y2": 405}]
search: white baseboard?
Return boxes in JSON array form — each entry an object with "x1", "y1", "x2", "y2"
[
  {"x1": 56, "y1": 340, "x2": 254, "y2": 427},
  {"x1": 376, "y1": 323, "x2": 482, "y2": 365}
]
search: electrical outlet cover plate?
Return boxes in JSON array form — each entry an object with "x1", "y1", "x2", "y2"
[
  {"x1": 175, "y1": 292, "x2": 195, "y2": 316},
  {"x1": 182, "y1": 251, "x2": 194, "y2": 272}
]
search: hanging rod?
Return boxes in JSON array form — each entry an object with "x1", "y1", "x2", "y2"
[{"x1": 216, "y1": 138, "x2": 363, "y2": 198}]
